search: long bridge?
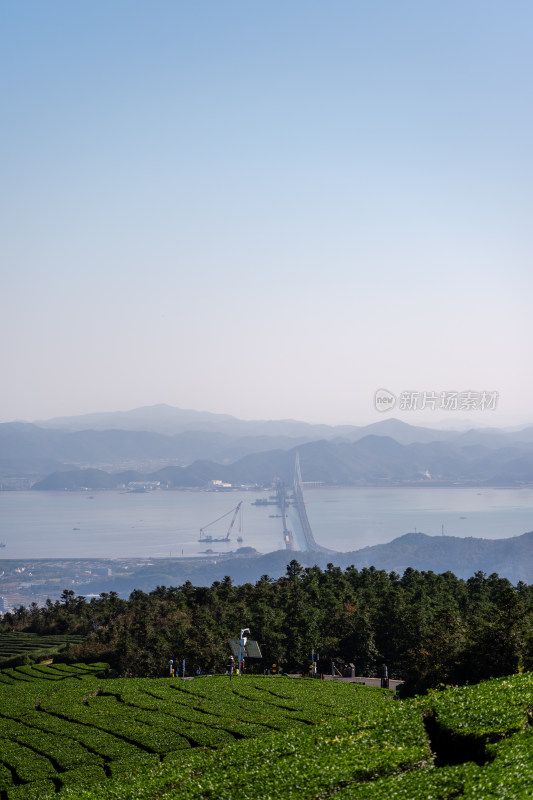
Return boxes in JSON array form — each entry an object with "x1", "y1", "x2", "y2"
[
  {"x1": 274, "y1": 478, "x2": 294, "y2": 550},
  {"x1": 292, "y1": 453, "x2": 331, "y2": 552}
]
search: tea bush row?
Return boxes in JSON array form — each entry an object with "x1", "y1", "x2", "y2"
[
  {"x1": 0, "y1": 633, "x2": 86, "y2": 668},
  {"x1": 5, "y1": 668, "x2": 533, "y2": 799},
  {"x1": 0, "y1": 669, "x2": 392, "y2": 796},
  {"x1": 57, "y1": 697, "x2": 429, "y2": 800},
  {"x1": 53, "y1": 673, "x2": 533, "y2": 800}
]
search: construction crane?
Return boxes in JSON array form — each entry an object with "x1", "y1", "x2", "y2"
[{"x1": 199, "y1": 502, "x2": 242, "y2": 543}]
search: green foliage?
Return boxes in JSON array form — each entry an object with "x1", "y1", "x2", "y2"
[
  {"x1": 0, "y1": 632, "x2": 86, "y2": 667},
  {"x1": 2, "y1": 665, "x2": 533, "y2": 799},
  {"x1": 1, "y1": 565, "x2": 533, "y2": 798},
  {"x1": 5, "y1": 779, "x2": 57, "y2": 800},
  {"x1": 0, "y1": 664, "x2": 400, "y2": 797},
  {"x1": 4, "y1": 566, "x2": 533, "y2": 692},
  {"x1": 0, "y1": 737, "x2": 57, "y2": 782},
  {"x1": 428, "y1": 671, "x2": 533, "y2": 740},
  {"x1": 59, "y1": 764, "x2": 107, "y2": 787}
]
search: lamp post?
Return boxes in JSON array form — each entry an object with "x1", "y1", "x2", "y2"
[
  {"x1": 239, "y1": 628, "x2": 250, "y2": 677},
  {"x1": 227, "y1": 629, "x2": 261, "y2": 676},
  {"x1": 238, "y1": 628, "x2": 250, "y2": 676}
]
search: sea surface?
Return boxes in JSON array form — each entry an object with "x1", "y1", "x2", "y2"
[{"x1": 0, "y1": 487, "x2": 532, "y2": 560}]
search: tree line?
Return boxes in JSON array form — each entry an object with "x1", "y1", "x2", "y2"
[{"x1": 2, "y1": 562, "x2": 533, "y2": 694}]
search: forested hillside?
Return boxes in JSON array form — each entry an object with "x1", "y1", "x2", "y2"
[{"x1": 3, "y1": 563, "x2": 532, "y2": 695}]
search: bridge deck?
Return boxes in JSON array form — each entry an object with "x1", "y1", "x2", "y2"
[{"x1": 293, "y1": 454, "x2": 331, "y2": 553}]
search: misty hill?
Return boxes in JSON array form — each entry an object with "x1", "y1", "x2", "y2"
[
  {"x1": 47, "y1": 531, "x2": 533, "y2": 596},
  {"x1": 36, "y1": 404, "x2": 532, "y2": 446},
  {"x1": 0, "y1": 422, "x2": 316, "y2": 479},
  {"x1": 34, "y1": 404, "x2": 360, "y2": 438},
  {"x1": 31, "y1": 434, "x2": 533, "y2": 489},
  {"x1": 6, "y1": 406, "x2": 533, "y2": 486},
  {"x1": 341, "y1": 530, "x2": 533, "y2": 582}
]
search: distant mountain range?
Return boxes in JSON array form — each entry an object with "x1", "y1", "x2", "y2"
[
  {"x1": 30, "y1": 433, "x2": 533, "y2": 489},
  {"x1": 30, "y1": 404, "x2": 533, "y2": 446},
  {"x1": 0, "y1": 422, "x2": 313, "y2": 477},
  {"x1": 34, "y1": 404, "x2": 361, "y2": 438},
  {"x1": 1, "y1": 404, "x2": 533, "y2": 487}
]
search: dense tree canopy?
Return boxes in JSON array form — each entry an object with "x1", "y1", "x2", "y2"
[{"x1": 3, "y1": 563, "x2": 533, "y2": 694}]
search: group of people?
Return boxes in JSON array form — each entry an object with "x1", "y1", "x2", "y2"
[
  {"x1": 168, "y1": 658, "x2": 202, "y2": 677},
  {"x1": 225, "y1": 656, "x2": 245, "y2": 674}
]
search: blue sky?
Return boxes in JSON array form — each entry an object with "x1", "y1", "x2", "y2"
[{"x1": 2, "y1": 1, "x2": 532, "y2": 427}]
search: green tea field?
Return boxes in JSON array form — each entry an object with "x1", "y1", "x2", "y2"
[
  {"x1": 0, "y1": 633, "x2": 86, "y2": 668},
  {"x1": 0, "y1": 663, "x2": 532, "y2": 799}
]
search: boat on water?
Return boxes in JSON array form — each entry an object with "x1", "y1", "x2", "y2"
[
  {"x1": 199, "y1": 534, "x2": 231, "y2": 544},
  {"x1": 0, "y1": 542, "x2": 5, "y2": 548}
]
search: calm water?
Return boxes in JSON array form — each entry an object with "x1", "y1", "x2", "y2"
[
  {"x1": 303, "y1": 487, "x2": 533, "y2": 552},
  {"x1": 0, "y1": 487, "x2": 532, "y2": 559}
]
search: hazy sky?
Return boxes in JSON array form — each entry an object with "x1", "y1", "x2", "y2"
[{"x1": 2, "y1": 1, "x2": 532, "y2": 428}]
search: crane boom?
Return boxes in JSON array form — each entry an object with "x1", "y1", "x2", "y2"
[
  {"x1": 225, "y1": 501, "x2": 242, "y2": 540},
  {"x1": 199, "y1": 502, "x2": 242, "y2": 542}
]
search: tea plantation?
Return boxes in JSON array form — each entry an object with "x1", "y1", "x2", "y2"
[
  {"x1": 0, "y1": 664, "x2": 532, "y2": 799},
  {"x1": 0, "y1": 633, "x2": 86, "y2": 668}
]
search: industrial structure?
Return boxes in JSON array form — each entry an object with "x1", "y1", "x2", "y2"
[{"x1": 199, "y1": 502, "x2": 242, "y2": 543}]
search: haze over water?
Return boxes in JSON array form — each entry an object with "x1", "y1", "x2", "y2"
[{"x1": 1, "y1": 487, "x2": 532, "y2": 560}]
